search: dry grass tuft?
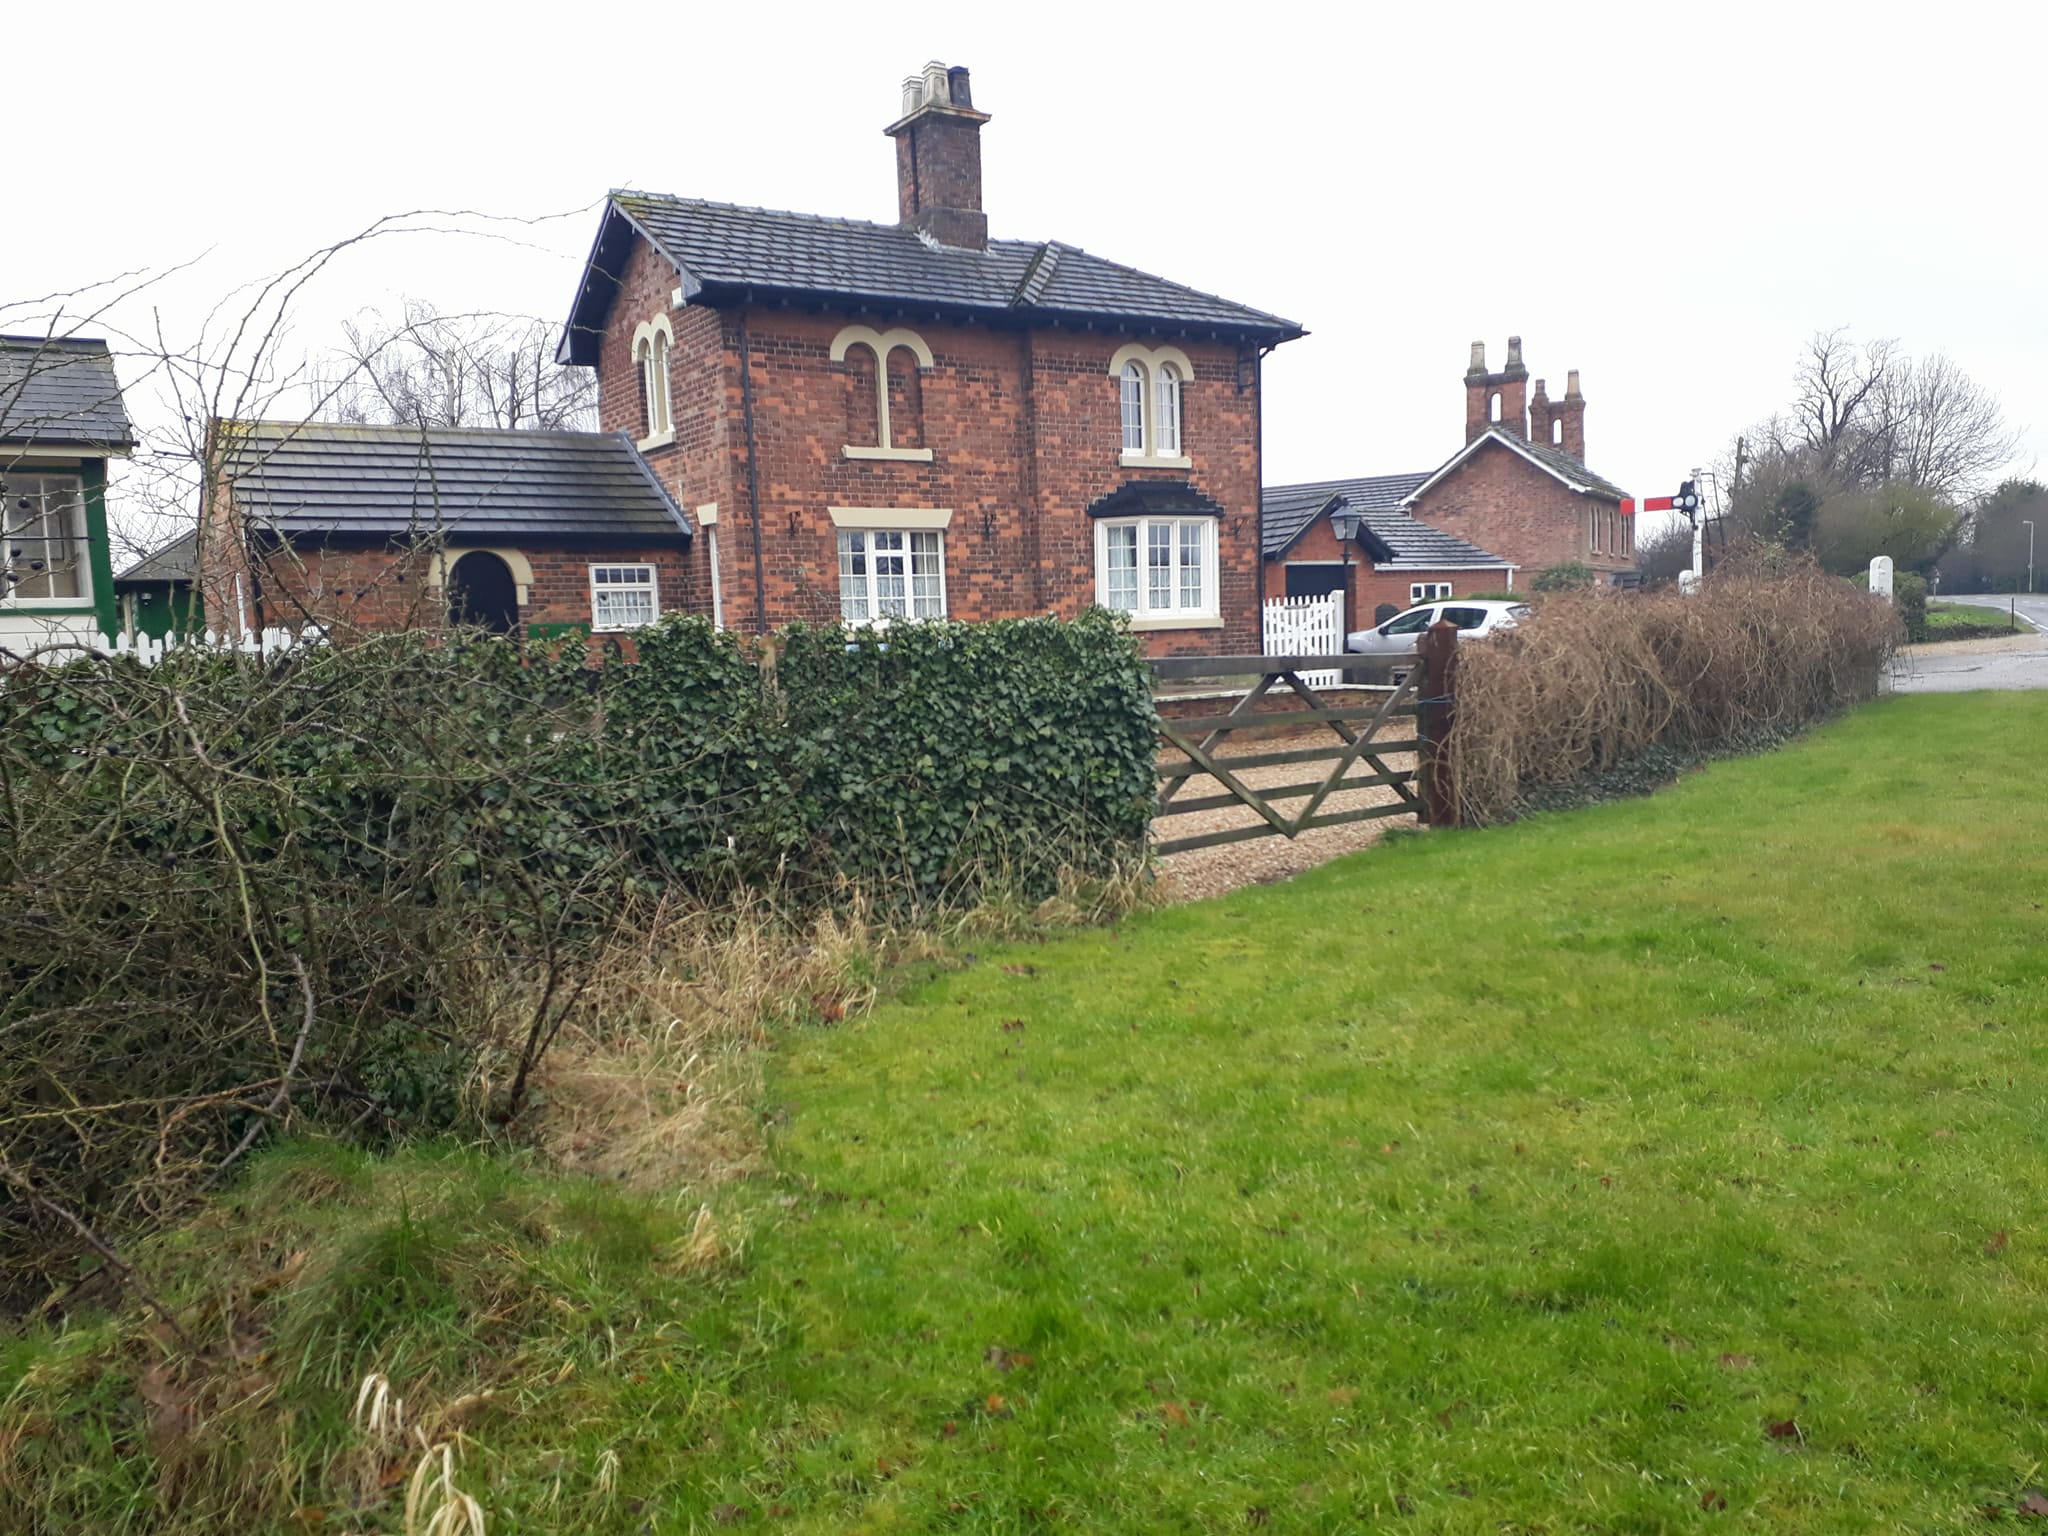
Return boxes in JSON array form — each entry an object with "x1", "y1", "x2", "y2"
[{"x1": 1448, "y1": 558, "x2": 1899, "y2": 824}]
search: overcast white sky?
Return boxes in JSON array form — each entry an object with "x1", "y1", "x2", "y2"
[{"x1": 12, "y1": 0, "x2": 2043, "y2": 530}]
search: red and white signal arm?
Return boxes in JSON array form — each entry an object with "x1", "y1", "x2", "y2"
[{"x1": 1618, "y1": 495, "x2": 1673, "y2": 517}]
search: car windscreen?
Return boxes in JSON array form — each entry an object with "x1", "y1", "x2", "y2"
[{"x1": 1380, "y1": 607, "x2": 1436, "y2": 634}]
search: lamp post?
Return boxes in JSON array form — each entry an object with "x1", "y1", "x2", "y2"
[
  {"x1": 2026, "y1": 519, "x2": 2035, "y2": 595},
  {"x1": 1330, "y1": 509, "x2": 1361, "y2": 642}
]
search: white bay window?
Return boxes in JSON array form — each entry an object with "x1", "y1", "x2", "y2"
[
  {"x1": 838, "y1": 528, "x2": 945, "y2": 624},
  {"x1": 1095, "y1": 515, "x2": 1216, "y2": 625}
]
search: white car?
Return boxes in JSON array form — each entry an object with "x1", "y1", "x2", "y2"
[{"x1": 1345, "y1": 598, "x2": 1531, "y2": 655}]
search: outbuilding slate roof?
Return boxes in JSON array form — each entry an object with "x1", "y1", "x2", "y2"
[
  {"x1": 219, "y1": 422, "x2": 692, "y2": 544},
  {"x1": 116, "y1": 530, "x2": 198, "y2": 584},
  {"x1": 1263, "y1": 474, "x2": 1514, "y2": 569},
  {"x1": 559, "y1": 194, "x2": 1304, "y2": 365},
  {"x1": 0, "y1": 335, "x2": 137, "y2": 451}
]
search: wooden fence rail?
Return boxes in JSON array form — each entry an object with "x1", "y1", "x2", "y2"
[{"x1": 1149, "y1": 626, "x2": 1459, "y2": 856}]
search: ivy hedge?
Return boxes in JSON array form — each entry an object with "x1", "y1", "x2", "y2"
[{"x1": 0, "y1": 610, "x2": 1156, "y2": 1302}]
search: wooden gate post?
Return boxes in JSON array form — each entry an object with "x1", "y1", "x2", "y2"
[{"x1": 1416, "y1": 619, "x2": 1460, "y2": 827}]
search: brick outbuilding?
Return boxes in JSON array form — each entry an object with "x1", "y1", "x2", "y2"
[{"x1": 1267, "y1": 337, "x2": 1636, "y2": 610}]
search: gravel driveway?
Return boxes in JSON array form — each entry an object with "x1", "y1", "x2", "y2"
[{"x1": 1155, "y1": 727, "x2": 1420, "y2": 902}]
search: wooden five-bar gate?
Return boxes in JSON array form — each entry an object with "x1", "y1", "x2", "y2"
[{"x1": 1150, "y1": 626, "x2": 1459, "y2": 857}]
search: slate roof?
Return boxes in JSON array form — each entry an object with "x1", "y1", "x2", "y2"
[
  {"x1": 1262, "y1": 474, "x2": 1513, "y2": 569},
  {"x1": 0, "y1": 335, "x2": 136, "y2": 451},
  {"x1": 1401, "y1": 427, "x2": 1629, "y2": 507},
  {"x1": 116, "y1": 530, "x2": 198, "y2": 584},
  {"x1": 219, "y1": 422, "x2": 692, "y2": 544},
  {"x1": 559, "y1": 194, "x2": 1304, "y2": 365}
]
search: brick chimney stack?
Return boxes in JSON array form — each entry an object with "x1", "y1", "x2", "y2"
[
  {"x1": 1529, "y1": 377, "x2": 1553, "y2": 447},
  {"x1": 1554, "y1": 368, "x2": 1587, "y2": 460},
  {"x1": 1463, "y1": 335, "x2": 1530, "y2": 443},
  {"x1": 885, "y1": 61, "x2": 991, "y2": 251}
]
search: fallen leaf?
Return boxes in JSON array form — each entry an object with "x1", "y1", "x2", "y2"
[
  {"x1": 2022, "y1": 1491, "x2": 2048, "y2": 1517},
  {"x1": 1929, "y1": 962, "x2": 1947, "y2": 972},
  {"x1": 1701, "y1": 1489, "x2": 1728, "y2": 1511},
  {"x1": 1326, "y1": 1386, "x2": 1358, "y2": 1406},
  {"x1": 767, "y1": 1505, "x2": 794, "y2": 1518},
  {"x1": 811, "y1": 995, "x2": 845, "y2": 1023},
  {"x1": 1159, "y1": 1400, "x2": 1190, "y2": 1426},
  {"x1": 941, "y1": 1420, "x2": 958, "y2": 1440},
  {"x1": 1719, "y1": 1353, "x2": 1754, "y2": 1370},
  {"x1": 1989, "y1": 1230, "x2": 2011, "y2": 1256},
  {"x1": 1000, "y1": 1019, "x2": 1025, "y2": 1034},
  {"x1": 712, "y1": 1504, "x2": 751, "y2": 1524},
  {"x1": 1766, "y1": 1418, "x2": 1802, "y2": 1442},
  {"x1": 1934, "y1": 1128, "x2": 1955, "y2": 1140},
  {"x1": 984, "y1": 1393, "x2": 1010, "y2": 1417}
]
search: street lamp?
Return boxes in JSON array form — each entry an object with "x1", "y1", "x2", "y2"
[
  {"x1": 1329, "y1": 508, "x2": 1361, "y2": 634},
  {"x1": 2026, "y1": 519, "x2": 2036, "y2": 595}
]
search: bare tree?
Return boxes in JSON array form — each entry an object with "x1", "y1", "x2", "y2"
[
  {"x1": 316, "y1": 300, "x2": 596, "y2": 432},
  {"x1": 1866, "y1": 352, "x2": 2020, "y2": 500},
  {"x1": 1787, "y1": 328, "x2": 1897, "y2": 483}
]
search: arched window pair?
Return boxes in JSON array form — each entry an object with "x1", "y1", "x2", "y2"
[
  {"x1": 1109, "y1": 344, "x2": 1192, "y2": 464},
  {"x1": 830, "y1": 326, "x2": 935, "y2": 462},
  {"x1": 633, "y1": 315, "x2": 673, "y2": 444}
]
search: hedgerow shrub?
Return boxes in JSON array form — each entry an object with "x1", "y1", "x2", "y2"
[
  {"x1": 0, "y1": 611, "x2": 1153, "y2": 1305},
  {"x1": 1446, "y1": 556, "x2": 1899, "y2": 825}
]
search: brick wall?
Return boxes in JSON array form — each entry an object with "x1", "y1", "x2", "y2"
[
  {"x1": 1408, "y1": 437, "x2": 1634, "y2": 584},
  {"x1": 589, "y1": 236, "x2": 1265, "y2": 656}
]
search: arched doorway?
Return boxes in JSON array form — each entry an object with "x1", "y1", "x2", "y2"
[{"x1": 447, "y1": 550, "x2": 519, "y2": 634}]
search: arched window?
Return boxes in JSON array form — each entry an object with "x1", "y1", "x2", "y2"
[
  {"x1": 1108, "y1": 344, "x2": 1195, "y2": 463},
  {"x1": 1154, "y1": 362, "x2": 1182, "y2": 457},
  {"x1": 1489, "y1": 391, "x2": 1501, "y2": 423},
  {"x1": 1120, "y1": 362, "x2": 1147, "y2": 454},
  {"x1": 830, "y1": 326, "x2": 935, "y2": 461},
  {"x1": 631, "y1": 315, "x2": 674, "y2": 444}
]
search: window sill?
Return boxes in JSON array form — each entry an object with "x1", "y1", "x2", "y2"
[
  {"x1": 1127, "y1": 613, "x2": 1224, "y2": 631},
  {"x1": 843, "y1": 445, "x2": 935, "y2": 463},
  {"x1": 1119, "y1": 453, "x2": 1194, "y2": 470},
  {"x1": 637, "y1": 429, "x2": 675, "y2": 451},
  {"x1": 0, "y1": 599, "x2": 96, "y2": 612}
]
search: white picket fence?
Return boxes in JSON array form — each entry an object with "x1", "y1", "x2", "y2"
[
  {"x1": 1261, "y1": 591, "x2": 1344, "y2": 687},
  {"x1": 97, "y1": 624, "x2": 327, "y2": 666}
]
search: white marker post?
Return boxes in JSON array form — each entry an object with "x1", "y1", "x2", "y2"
[{"x1": 1869, "y1": 555, "x2": 1895, "y2": 602}]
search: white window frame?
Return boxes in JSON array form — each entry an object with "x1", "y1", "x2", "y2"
[
  {"x1": 632, "y1": 315, "x2": 674, "y2": 448},
  {"x1": 836, "y1": 527, "x2": 947, "y2": 625},
  {"x1": 1, "y1": 471, "x2": 92, "y2": 608},
  {"x1": 1410, "y1": 581, "x2": 1454, "y2": 603},
  {"x1": 1107, "y1": 344, "x2": 1195, "y2": 467},
  {"x1": 588, "y1": 563, "x2": 660, "y2": 631},
  {"x1": 1094, "y1": 515, "x2": 1218, "y2": 626}
]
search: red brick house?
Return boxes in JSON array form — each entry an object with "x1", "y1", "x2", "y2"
[
  {"x1": 551, "y1": 61, "x2": 1305, "y2": 655},
  {"x1": 1264, "y1": 338, "x2": 1634, "y2": 621}
]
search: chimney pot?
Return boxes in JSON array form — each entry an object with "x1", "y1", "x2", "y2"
[
  {"x1": 887, "y1": 60, "x2": 990, "y2": 251},
  {"x1": 1505, "y1": 335, "x2": 1525, "y2": 372},
  {"x1": 1466, "y1": 340, "x2": 1488, "y2": 377},
  {"x1": 1565, "y1": 368, "x2": 1582, "y2": 399}
]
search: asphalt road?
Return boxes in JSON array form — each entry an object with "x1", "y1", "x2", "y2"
[{"x1": 1887, "y1": 593, "x2": 2048, "y2": 693}]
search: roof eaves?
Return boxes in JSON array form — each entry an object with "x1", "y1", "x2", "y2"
[{"x1": 618, "y1": 434, "x2": 694, "y2": 538}]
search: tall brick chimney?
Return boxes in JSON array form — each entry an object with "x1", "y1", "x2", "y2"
[
  {"x1": 886, "y1": 61, "x2": 991, "y2": 251},
  {"x1": 1554, "y1": 368, "x2": 1587, "y2": 460},
  {"x1": 1528, "y1": 377, "x2": 1553, "y2": 447},
  {"x1": 1463, "y1": 335, "x2": 1529, "y2": 442}
]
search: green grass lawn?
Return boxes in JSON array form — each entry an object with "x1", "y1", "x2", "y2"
[
  {"x1": 1926, "y1": 602, "x2": 2035, "y2": 637},
  {"x1": 11, "y1": 693, "x2": 2048, "y2": 1533}
]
